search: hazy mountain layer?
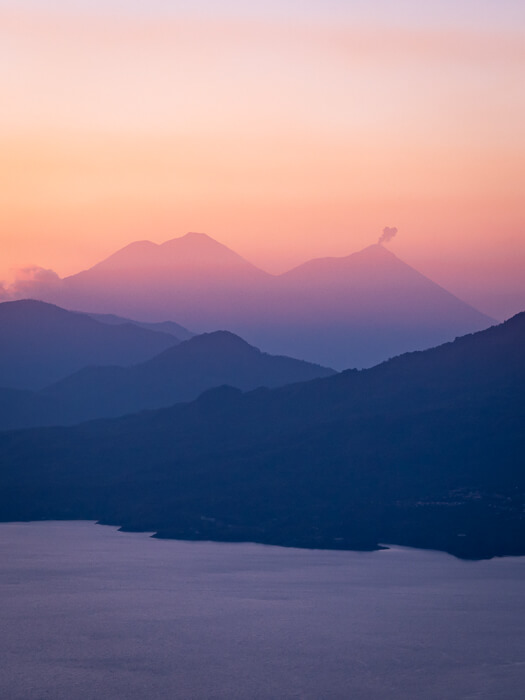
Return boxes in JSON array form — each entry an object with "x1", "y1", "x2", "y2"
[
  {"x1": 15, "y1": 233, "x2": 494, "y2": 369},
  {"x1": 0, "y1": 300, "x2": 179, "y2": 390},
  {"x1": 0, "y1": 331, "x2": 335, "y2": 430},
  {"x1": 85, "y1": 312, "x2": 193, "y2": 341},
  {"x1": 0, "y1": 313, "x2": 523, "y2": 559}
]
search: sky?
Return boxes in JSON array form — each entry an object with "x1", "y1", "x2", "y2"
[{"x1": 1, "y1": 0, "x2": 524, "y2": 318}]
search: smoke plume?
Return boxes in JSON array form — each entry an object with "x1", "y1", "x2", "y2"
[{"x1": 378, "y1": 226, "x2": 398, "y2": 245}]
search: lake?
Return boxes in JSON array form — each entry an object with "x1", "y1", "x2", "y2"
[{"x1": 0, "y1": 521, "x2": 524, "y2": 699}]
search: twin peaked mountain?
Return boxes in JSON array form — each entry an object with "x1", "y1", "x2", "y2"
[{"x1": 20, "y1": 232, "x2": 493, "y2": 369}]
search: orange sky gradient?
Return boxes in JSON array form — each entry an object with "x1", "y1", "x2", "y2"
[{"x1": 1, "y1": 3, "x2": 524, "y2": 318}]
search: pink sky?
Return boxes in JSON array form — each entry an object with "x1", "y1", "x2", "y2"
[{"x1": 1, "y1": 3, "x2": 524, "y2": 318}]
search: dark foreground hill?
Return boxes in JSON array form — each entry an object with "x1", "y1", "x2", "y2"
[
  {"x1": 0, "y1": 300, "x2": 180, "y2": 390},
  {"x1": 0, "y1": 332, "x2": 335, "y2": 429},
  {"x1": 0, "y1": 314, "x2": 523, "y2": 559}
]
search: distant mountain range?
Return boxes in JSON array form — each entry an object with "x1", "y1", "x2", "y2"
[
  {"x1": 10, "y1": 233, "x2": 494, "y2": 369},
  {"x1": 0, "y1": 300, "x2": 183, "y2": 390},
  {"x1": 0, "y1": 313, "x2": 523, "y2": 559},
  {"x1": 85, "y1": 312, "x2": 194, "y2": 341},
  {"x1": 40, "y1": 331, "x2": 334, "y2": 422},
  {"x1": 0, "y1": 318, "x2": 334, "y2": 429}
]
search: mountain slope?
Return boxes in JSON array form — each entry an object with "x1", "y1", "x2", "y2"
[
  {"x1": 0, "y1": 300, "x2": 179, "y2": 390},
  {"x1": 0, "y1": 314, "x2": 523, "y2": 558},
  {"x1": 15, "y1": 234, "x2": 494, "y2": 369},
  {"x1": 259, "y1": 244, "x2": 495, "y2": 367},
  {"x1": 33, "y1": 331, "x2": 335, "y2": 425},
  {"x1": 86, "y1": 312, "x2": 193, "y2": 341},
  {"x1": 90, "y1": 232, "x2": 265, "y2": 273},
  {"x1": 54, "y1": 232, "x2": 272, "y2": 325}
]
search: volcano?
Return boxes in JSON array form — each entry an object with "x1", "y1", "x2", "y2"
[{"x1": 17, "y1": 233, "x2": 494, "y2": 369}]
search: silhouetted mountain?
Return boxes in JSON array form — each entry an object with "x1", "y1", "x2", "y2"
[
  {"x1": 14, "y1": 234, "x2": 494, "y2": 369},
  {"x1": 0, "y1": 314, "x2": 523, "y2": 559},
  {"x1": 267, "y1": 244, "x2": 495, "y2": 366},
  {"x1": 27, "y1": 331, "x2": 333, "y2": 426},
  {"x1": 0, "y1": 300, "x2": 179, "y2": 390},
  {"x1": 47, "y1": 232, "x2": 272, "y2": 325},
  {"x1": 91, "y1": 233, "x2": 264, "y2": 274},
  {"x1": 86, "y1": 312, "x2": 193, "y2": 341}
]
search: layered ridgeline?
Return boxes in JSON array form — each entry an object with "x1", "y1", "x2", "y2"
[
  {"x1": 84, "y1": 312, "x2": 193, "y2": 341},
  {"x1": 0, "y1": 329, "x2": 335, "y2": 430},
  {"x1": 0, "y1": 300, "x2": 186, "y2": 390},
  {"x1": 11, "y1": 233, "x2": 494, "y2": 369},
  {"x1": 0, "y1": 313, "x2": 523, "y2": 559}
]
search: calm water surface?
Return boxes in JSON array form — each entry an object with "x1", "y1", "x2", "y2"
[{"x1": 0, "y1": 521, "x2": 524, "y2": 699}]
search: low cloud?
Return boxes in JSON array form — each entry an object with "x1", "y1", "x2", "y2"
[
  {"x1": 378, "y1": 226, "x2": 398, "y2": 245},
  {"x1": 9, "y1": 266, "x2": 62, "y2": 299}
]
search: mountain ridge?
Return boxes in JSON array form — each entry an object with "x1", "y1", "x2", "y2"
[
  {"x1": 0, "y1": 299, "x2": 180, "y2": 390},
  {"x1": 39, "y1": 328, "x2": 336, "y2": 424},
  {"x1": 0, "y1": 312, "x2": 522, "y2": 559},
  {"x1": 0, "y1": 325, "x2": 335, "y2": 429},
  {"x1": 84, "y1": 311, "x2": 193, "y2": 340},
  {"x1": 87, "y1": 232, "x2": 268, "y2": 274},
  {"x1": 7, "y1": 234, "x2": 495, "y2": 369}
]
